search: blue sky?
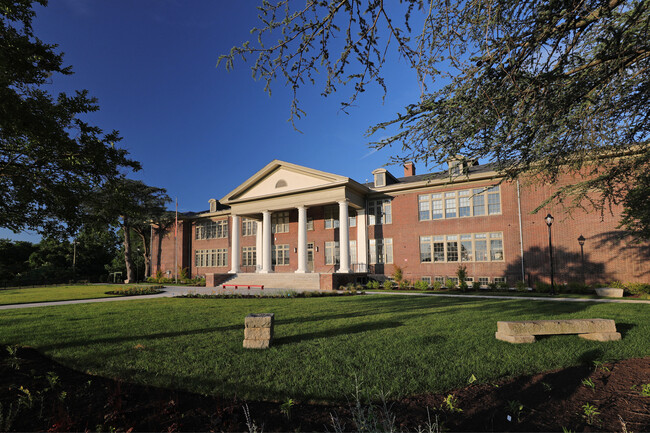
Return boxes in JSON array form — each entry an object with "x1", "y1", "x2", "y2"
[{"x1": 2, "y1": 0, "x2": 426, "y2": 242}]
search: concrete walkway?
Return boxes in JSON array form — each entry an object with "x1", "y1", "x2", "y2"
[{"x1": 1, "y1": 287, "x2": 649, "y2": 311}]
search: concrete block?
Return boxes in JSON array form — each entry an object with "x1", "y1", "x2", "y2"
[
  {"x1": 244, "y1": 327, "x2": 273, "y2": 340},
  {"x1": 243, "y1": 339, "x2": 270, "y2": 349},
  {"x1": 497, "y1": 319, "x2": 616, "y2": 336},
  {"x1": 594, "y1": 288, "x2": 624, "y2": 298},
  {"x1": 245, "y1": 313, "x2": 274, "y2": 328},
  {"x1": 495, "y1": 332, "x2": 536, "y2": 343},
  {"x1": 579, "y1": 332, "x2": 622, "y2": 342}
]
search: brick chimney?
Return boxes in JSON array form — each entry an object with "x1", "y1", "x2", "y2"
[{"x1": 403, "y1": 161, "x2": 416, "y2": 177}]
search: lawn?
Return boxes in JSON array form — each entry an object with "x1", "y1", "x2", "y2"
[
  {"x1": 0, "y1": 284, "x2": 158, "y2": 305},
  {"x1": 0, "y1": 295, "x2": 647, "y2": 402}
]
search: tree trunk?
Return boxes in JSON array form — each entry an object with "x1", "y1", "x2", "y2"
[
  {"x1": 135, "y1": 228, "x2": 150, "y2": 280},
  {"x1": 122, "y1": 218, "x2": 135, "y2": 283}
]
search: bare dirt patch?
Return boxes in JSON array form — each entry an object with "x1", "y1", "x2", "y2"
[{"x1": 1, "y1": 347, "x2": 648, "y2": 432}]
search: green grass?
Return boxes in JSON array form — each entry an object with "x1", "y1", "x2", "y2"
[
  {"x1": 0, "y1": 295, "x2": 647, "y2": 402},
  {"x1": 0, "y1": 285, "x2": 159, "y2": 305},
  {"x1": 368, "y1": 288, "x2": 650, "y2": 300}
]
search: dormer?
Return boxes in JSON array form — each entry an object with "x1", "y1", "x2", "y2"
[
  {"x1": 208, "y1": 199, "x2": 217, "y2": 213},
  {"x1": 371, "y1": 168, "x2": 398, "y2": 187},
  {"x1": 447, "y1": 156, "x2": 478, "y2": 176}
]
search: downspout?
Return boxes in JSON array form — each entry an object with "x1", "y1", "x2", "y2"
[{"x1": 516, "y1": 179, "x2": 525, "y2": 283}]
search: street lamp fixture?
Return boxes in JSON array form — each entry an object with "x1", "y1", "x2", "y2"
[
  {"x1": 545, "y1": 214, "x2": 555, "y2": 295},
  {"x1": 578, "y1": 235, "x2": 586, "y2": 285}
]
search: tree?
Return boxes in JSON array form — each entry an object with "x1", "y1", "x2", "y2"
[
  {"x1": 222, "y1": 1, "x2": 649, "y2": 215},
  {"x1": 0, "y1": 0, "x2": 140, "y2": 237},
  {"x1": 91, "y1": 177, "x2": 170, "y2": 283}
]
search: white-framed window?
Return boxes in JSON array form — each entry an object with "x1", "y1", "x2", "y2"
[
  {"x1": 349, "y1": 240, "x2": 357, "y2": 265},
  {"x1": 272, "y1": 211, "x2": 290, "y2": 233},
  {"x1": 418, "y1": 185, "x2": 501, "y2": 221},
  {"x1": 369, "y1": 238, "x2": 393, "y2": 264},
  {"x1": 195, "y1": 248, "x2": 228, "y2": 267},
  {"x1": 324, "y1": 206, "x2": 339, "y2": 229},
  {"x1": 307, "y1": 216, "x2": 314, "y2": 231},
  {"x1": 195, "y1": 220, "x2": 228, "y2": 240},
  {"x1": 422, "y1": 276, "x2": 432, "y2": 284},
  {"x1": 325, "y1": 241, "x2": 340, "y2": 265},
  {"x1": 272, "y1": 244, "x2": 290, "y2": 266},
  {"x1": 368, "y1": 199, "x2": 392, "y2": 225},
  {"x1": 494, "y1": 277, "x2": 507, "y2": 284},
  {"x1": 242, "y1": 218, "x2": 257, "y2": 237},
  {"x1": 242, "y1": 246, "x2": 256, "y2": 266},
  {"x1": 419, "y1": 232, "x2": 504, "y2": 263},
  {"x1": 479, "y1": 277, "x2": 490, "y2": 287},
  {"x1": 434, "y1": 276, "x2": 445, "y2": 283},
  {"x1": 349, "y1": 209, "x2": 357, "y2": 227}
]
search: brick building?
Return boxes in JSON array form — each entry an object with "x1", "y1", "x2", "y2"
[{"x1": 151, "y1": 159, "x2": 649, "y2": 290}]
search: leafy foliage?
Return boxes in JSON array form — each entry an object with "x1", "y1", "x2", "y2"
[
  {"x1": 224, "y1": 0, "x2": 650, "y2": 223},
  {"x1": 0, "y1": 0, "x2": 140, "y2": 236}
]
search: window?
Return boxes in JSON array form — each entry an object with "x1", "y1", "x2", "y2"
[
  {"x1": 196, "y1": 220, "x2": 228, "y2": 240},
  {"x1": 487, "y1": 186, "x2": 501, "y2": 215},
  {"x1": 420, "y1": 236, "x2": 432, "y2": 263},
  {"x1": 242, "y1": 218, "x2": 257, "y2": 237},
  {"x1": 418, "y1": 186, "x2": 501, "y2": 221},
  {"x1": 272, "y1": 244, "x2": 290, "y2": 266},
  {"x1": 434, "y1": 276, "x2": 445, "y2": 283},
  {"x1": 446, "y1": 235, "x2": 459, "y2": 262},
  {"x1": 324, "y1": 206, "x2": 339, "y2": 229},
  {"x1": 494, "y1": 277, "x2": 507, "y2": 285},
  {"x1": 490, "y1": 232, "x2": 504, "y2": 261},
  {"x1": 445, "y1": 192, "x2": 457, "y2": 218},
  {"x1": 479, "y1": 277, "x2": 489, "y2": 287},
  {"x1": 325, "y1": 241, "x2": 340, "y2": 265},
  {"x1": 242, "y1": 246, "x2": 256, "y2": 266},
  {"x1": 349, "y1": 209, "x2": 357, "y2": 227},
  {"x1": 350, "y1": 240, "x2": 357, "y2": 265},
  {"x1": 272, "y1": 211, "x2": 289, "y2": 233},
  {"x1": 448, "y1": 277, "x2": 459, "y2": 285},
  {"x1": 419, "y1": 232, "x2": 504, "y2": 263},
  {"x1": 307, "y1": 216, "x2": 314, "y2": 231},
  {"x1": 369, "y1": 238, "x2": 393, "y2": 264},
  {"x1": 368, "y1": 199, "x2": 392, "y2": 225},
  {"x1": 421, "y1": 276, "x2": 432, "y2": 284},
  {"x1": 195, "y1": 249, "x2": 227, "y2": 267},
  {"x1": 374, "y1": 172, "x2": 385, "y2": 187}
]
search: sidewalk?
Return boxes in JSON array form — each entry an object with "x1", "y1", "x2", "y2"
[{"x1": 1, "y1": 287, "x2": 648, "y2": 310}]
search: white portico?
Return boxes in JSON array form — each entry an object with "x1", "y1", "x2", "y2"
[{"x1": 220, "y1": 160, "x2": 370, "y2": 274}]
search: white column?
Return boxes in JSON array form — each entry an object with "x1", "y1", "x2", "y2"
[
  {"x1": 356, "y1": 208, "x2": 368, "y2": 272},
  {"x1": 255, "y1": 220, "x2": 263, "y2": 273},
  {"x1": 229, "y1": 215, "x2": 241, "y2": 273},
  {"x1": 296, "y1": 205, "x2": 308, "y2": 273},
  {"x1": 338, "y1": 200, "x2": 351, "y2": 273},
  {"x1": 260, "y1": 210, "x2": 273, "y2": 273}
]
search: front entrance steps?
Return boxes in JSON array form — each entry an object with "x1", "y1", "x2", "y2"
[{"x1": 220, "y1": 273, "x2": 321, "y2": 291}]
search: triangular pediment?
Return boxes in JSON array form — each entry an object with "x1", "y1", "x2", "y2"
[{"x1": 221, "y1": 160, "x2": 349, "y2": 203}]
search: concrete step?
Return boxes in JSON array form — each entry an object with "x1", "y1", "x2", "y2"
[{"x1": 222, "y1": 273, "x2": 321, "y2": 290}]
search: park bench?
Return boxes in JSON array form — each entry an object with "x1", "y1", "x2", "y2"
[
  {"x1": 495, "y1": 318, "x2": 621, "y2": 343},
  {"x1": 222, "y1": 284, "x2": 264, "y2": 290}
]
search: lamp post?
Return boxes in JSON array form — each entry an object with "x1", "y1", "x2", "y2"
[
  {"x1": 545, "y1": 214, "x2": 555, "y2": 295},
  {"x1": 578, "y1": 235, "x2": 586, "y2": 285}
]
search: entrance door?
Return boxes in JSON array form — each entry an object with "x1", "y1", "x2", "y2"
[{"x1": 307, "y1": 242, "x2": 314, "y2": 272}]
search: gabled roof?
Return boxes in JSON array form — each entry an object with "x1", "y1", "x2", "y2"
[{"x1": 221, "y1": 160, "x2": 362, "y2": 204}]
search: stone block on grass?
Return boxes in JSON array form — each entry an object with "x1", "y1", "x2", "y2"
[{"x1": 245, "y1": 313, "x2": 274, "y2": 328}]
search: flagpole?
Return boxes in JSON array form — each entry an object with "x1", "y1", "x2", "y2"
[{"x1": 174, "y1": 198, "x2": 178, "y2": 283}]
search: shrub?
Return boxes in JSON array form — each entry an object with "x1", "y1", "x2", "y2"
[
  {"x1": 106, "y1": 286, "x2": 163, "y2": 296},
  {"x1": 432, "y1": 280, "x2": 442, "y2": 291},
  {"x1": 472, "y1": 281, "x2": 481, "y2": 290},
  {"x1": 566, "y1": 281, "x2": 589, "y2": 293},
  {"x1": 398, "y1": 279, "x2": 410, "y2": 290},
  {"x1": 626, "y1": 282, "x2": 650, "y2": 295},
  {"x1": 366, "y1": 280, "x2": 380, "y2": 290},
  {"x1": 413, "y1": 280, "x2": 429, "y2": 290},
  {"x1": 515, "y1": 280, "x2": 527, "y2": 291},
  {"x1": 610, "y1": 280, "x2": 626, "y2": 289},
  {"x1": 535, "y1": 281, "x2": 551, "y2": 293},
  {"x1": 392, "y1": 266, "x2": 403, "y2": 283},
  {"x1": 383, "y1": 279, "x2": 394, "y2": 290},
  {"x1": 179, "y1": 267, "x2": 189, "y2": 280},
  {"x1": 445, "y1": 279, "x2": 456, "y2": 290},
  {"x1": 456, "y1": 265, "x2": 468, "y2": 291},
  {"x1": 497, "y1": 281, "x2": 508, "y2": 290},
  {"x1": 488, "y1": 281, "x2": 498, "y2": 290}
]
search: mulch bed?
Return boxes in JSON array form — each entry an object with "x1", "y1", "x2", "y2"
[{"x1": 1, "y1": 346, "x2": 648, "y2": 432}]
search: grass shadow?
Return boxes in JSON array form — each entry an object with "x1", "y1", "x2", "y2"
[{"x1": 274, "y1": 320, "x2": 403, "y2": 345}]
